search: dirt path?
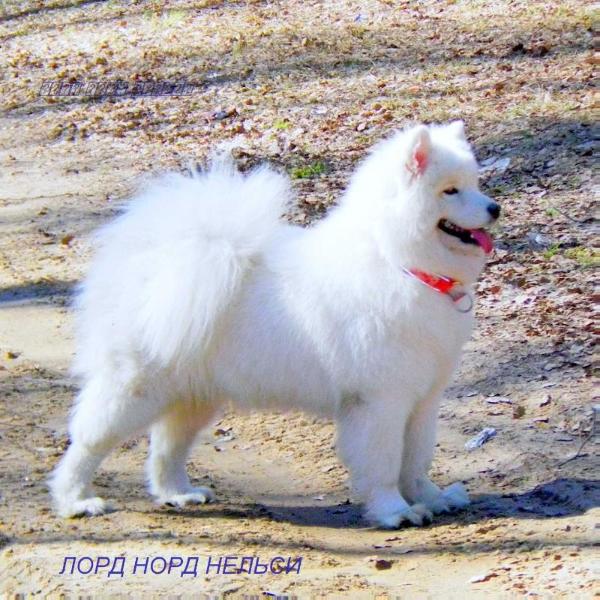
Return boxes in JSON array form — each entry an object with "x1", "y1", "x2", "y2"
[{"x1": 0, "y1": 0, "x2": 597, "y2": 597}]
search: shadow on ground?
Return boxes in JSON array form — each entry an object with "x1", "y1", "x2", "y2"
[
  {"x1": 225, "y1": 477, "x2": 599, "y2": 529},
  {"x1": 0, "y1": 279, "x2": 76, "y2": 307},
  {"x1": 4, "y1": 478, "x2": 598, "y2": 555}
]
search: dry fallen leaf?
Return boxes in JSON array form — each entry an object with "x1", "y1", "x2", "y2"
[{"x1": 469, "y1": 572, "x2": 499, "y2": 583}]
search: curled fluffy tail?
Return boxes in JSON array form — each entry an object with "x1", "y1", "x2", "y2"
[{"x1": 74, "y1": 161, "x2": 290, "y2": 375}]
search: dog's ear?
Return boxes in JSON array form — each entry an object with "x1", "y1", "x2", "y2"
[
  {"x1": 446, "y1": 120, "x2": 466, "y2": 140},
  {"x1": 406, "y1": 125, "x2": 431, "y2": 177}
]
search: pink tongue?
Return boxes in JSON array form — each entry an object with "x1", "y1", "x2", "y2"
[{"x1": 469, "y1": 229, "x2": 494, "y2": 254}]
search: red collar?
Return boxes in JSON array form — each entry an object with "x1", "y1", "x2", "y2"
[
  {"x1": 406, "y1": 268, "x2": 470, "y2": 307},
  {"x1": 408, "y1": 269, "x2": 458, "y2": 295}
]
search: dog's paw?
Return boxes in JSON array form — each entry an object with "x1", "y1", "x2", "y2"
[
  {"x1": 371, "y1": 503, "x2": 432, "y2": 529},
  {"x1": 58, "y1": 496, "x2": 113, "y2": 518},
  {"x1": 441, "y1": 482, "x2": 470, "y2": 510},
  {"x1": 424, "y1": 482, "x2": 470, "y2": 514},
  {"x1": 412, "y1": 502, "x2": 434, "y2": 524},
  {"x1": 158, "y1": 487, "x2": 215, "y2": 508}
]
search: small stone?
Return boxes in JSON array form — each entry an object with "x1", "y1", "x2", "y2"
[
  {"x1": 465, "y1": 427, "x2": 497, "y2": 451},
  {"x1": 543, "y1": 361, "x2": 562, "y2": 371},
  {"x1": 486, "y1": 396, "x2": 513, "y2": 404}
]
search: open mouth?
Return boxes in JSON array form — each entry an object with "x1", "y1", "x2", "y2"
[{"x1": 438, "y1": 219, "x2": 493, "y2": 254}]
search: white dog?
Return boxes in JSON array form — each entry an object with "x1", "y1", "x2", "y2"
[{"x1": 50, "y1": 122, "x2": 499, "y2": 528}]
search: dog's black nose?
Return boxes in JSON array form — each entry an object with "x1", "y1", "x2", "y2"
[{"x1": 487, "y1": 203, "x2": 501, "y2": 220}]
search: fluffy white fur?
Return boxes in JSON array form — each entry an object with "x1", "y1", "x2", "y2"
[{"x1": 50, "y1": 122, "x2": 498, "y2": 528}]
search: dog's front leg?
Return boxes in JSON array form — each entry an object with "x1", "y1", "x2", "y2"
[
  {"x1": 336, "y1": 393, "x2": 431, "y2": 529},
  {"x1": 399, "y1": 392, "x2": 470, "y2": 515}
]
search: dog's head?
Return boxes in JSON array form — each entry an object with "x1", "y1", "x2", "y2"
[{"x1": 346, "y1": 121, "x2": 500, "y2": 284}]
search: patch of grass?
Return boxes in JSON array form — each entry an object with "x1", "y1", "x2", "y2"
[
  {"x1": 10, "y1": 27, "x2": 31, "y2": 37},
  {"x1": 503, "y1": 92, "x2": 581, "y2": 119},
  {"x1": 487, "y1": 184, "x2": 509, "y2": 195},
  {"x1": 290, "y1": 161, "x2": 327, "y2": 179},
  {"x1": 230, "y1": 33, "x2": 248, "y2": 57},
  {"x1": 273, "y1": 119, "x2": 291, "y2": 130},
  {"x1": 564, "y1": 246, "x2": 599, "y2": 267},
  {"x1": 543, "y1": 244, "x2": 560, "y2": 259},
  {"x1": 337, "y1": 58, "x2": 364, "y2": 69},
  {"x1": 545, "y1": 207, "x2": 559, "y2": 217},
  {"x1": 349, "y1": 25, "x2": 367, "y2": 39},
  {"x1": 164, "y1": 10, "x2": 186, "y2": 26},
  {"x1": 144, "y1": 8, "x2": 186, "y2": 30}
]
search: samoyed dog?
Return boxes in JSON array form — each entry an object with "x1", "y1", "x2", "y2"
[{"x1": 50, "y1": 121, "x2": 500, "y2": 528}]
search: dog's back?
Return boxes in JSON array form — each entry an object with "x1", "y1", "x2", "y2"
[{"x1": 73, "y1": 164, "x2": 289, "y2": 379}]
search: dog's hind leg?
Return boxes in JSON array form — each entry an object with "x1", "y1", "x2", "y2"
[
  {"x1": 50, "y1": 377, "x2": 166, "y2": 518},
  {"x1": 147, "y1": 400, "x2": 218, "y2": 508},
  {"x1": 400, "y1": 392, "x2": 470, "y2": 514},
  {"x1": 336, "y1": 393, "x2": 431, "y2": 529}
]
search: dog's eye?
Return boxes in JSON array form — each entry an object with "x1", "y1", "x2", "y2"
[{"x1": 443, "y1": 187, "x2": 459, "y2": 195}]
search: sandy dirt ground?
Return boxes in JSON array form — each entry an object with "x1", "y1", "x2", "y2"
[{"x1": 0, "y1": 0, "x2": 598, "y2": 597}]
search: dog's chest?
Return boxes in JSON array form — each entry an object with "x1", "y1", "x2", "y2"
[
  {"x1": 406, "y1": 299, "x2": 471, "y2": 353},
  {"x1": 383, "y1": 297, "x2": 473, "y2": 380}
]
